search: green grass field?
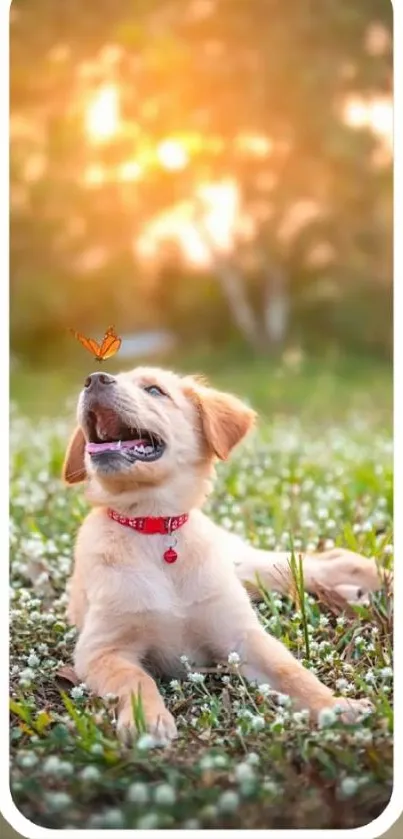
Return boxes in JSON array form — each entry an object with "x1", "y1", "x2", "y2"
[{"x1": 10, "y1": 352, "x2": 393, "y2": 829}]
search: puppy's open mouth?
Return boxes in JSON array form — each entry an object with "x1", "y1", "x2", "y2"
[{"x1": 84, "y1": 408, "x2": 165, "y2": 463}]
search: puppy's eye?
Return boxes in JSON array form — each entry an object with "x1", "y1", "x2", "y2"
[{"x1": 143, "y1": 384, "x2": 166, "y2": 397}]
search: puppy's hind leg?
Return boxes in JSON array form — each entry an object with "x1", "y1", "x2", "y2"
[{"x1": 239, "y1": 625, "x2": 372, "y2": 723}]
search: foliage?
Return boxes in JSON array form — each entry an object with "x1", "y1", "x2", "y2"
[
  {"x1": 9, "y1": 363, "x2": 393, "y2": 829},
  {"x1": 10, "y1": 0, "x2": 393, "y2": 357}
]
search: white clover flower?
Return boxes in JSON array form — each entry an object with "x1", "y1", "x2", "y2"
[
  {"x1": 228, "y1": 652, "x2": 240, "y2": 665},
  {"x1": 102, "y1": 809, "x2": 124, "y2": 828},
  {"x1": 80, "y1": 765, "x2": 101, "y2": 782},
  {"x1": 127, "y1": 782, "x2": 149, "y2": 804},
  {"x1": 188, "y1": 672, "x2": 205, "y2": 684},
  {"x1": 136, "y1": 814, "x2": 160, "y2": 830},
  {"x1": 318, "y1": 708, "x2": 337, "y2": 728},
  {"x1": 70, "y1": 685, "x2": 84, "y2": 699},
  {"x1": 246, "y1": 752, "x2": 260, "y2": 765},
  {"x1": 169, "y1": 679, "x2": 180, "y2": 690},
  {"x1": 214, "y1": 754, "x2": 228, "y2": 768},
  {"x1": 364, "y1": 670, "x2": 376, "y2": 684},
  {"x1": 44, "y1": 792, "x2": 71, "y2": 811},
  {"x1": 258, "y1": 683, "x2": 272, "y2": 697},
  {"x1": 381, "y1": 666, "x2": 393, "y2": 679},
  {"x1": 18, "y1": 667, "x2": 35, "y2": 686},
  {"x1": 292, "y1": 710, "x2": 309, "y2": 724},
  {"x1": 276, "y1": 692, "x2": 291, "y2": 707},
  {"x1": 154, "y1": 783, "x2": 176, "y2": 807},
  {"x1": 234, "y1": 762, "x2": 255, "y2": 784},
  {"x1": 137, "y1": 733, "x2": 160, "y2": 751},
  {"x1": 339, "y1": 777, "x2": 359, "y2": 797},
  {"x1": 27, "y1": 652, "x2": 40, "y2": 668},
  {"x1": 218, "y1": 790, "x2": 240, "y2": 813},
  {"x1": 199, "y1": 755, "x2": 215, "y2": 771},
  {"x1": 17, "y1": 752, "x2": 38, "y2": 769},
  {"x1": 221, "y1": 675, "x2": 230, "y2": 685},
  {"x1": 262, "y1": 779, "x2": 280, "y2": 795}
]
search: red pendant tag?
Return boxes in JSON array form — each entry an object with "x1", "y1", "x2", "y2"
[{"x1": 163, "y1": 548, "x2": 178, "y2": 564}]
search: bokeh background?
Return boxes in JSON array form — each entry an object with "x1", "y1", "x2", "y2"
[{"x1": 10, "y1": 0, "x2": 393, "y2": 417}]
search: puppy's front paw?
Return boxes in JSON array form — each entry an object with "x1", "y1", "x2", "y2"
[
  {"x1": 309, "y1": 549, "x2": 382, "y2": 601},
  {"x1": 317, "y1": 697, "x2": 373, "y2": 725},
  {"x1": 333, "y1": 697, "x2": 373, "y2": 723},
  {"x1": 117, "y1": 701, "x2": 178, "y2": 747}
]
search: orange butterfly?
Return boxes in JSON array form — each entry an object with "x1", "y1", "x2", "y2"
[{"x1": 70, "y1": 325, "x2": 122, "y2": 362}]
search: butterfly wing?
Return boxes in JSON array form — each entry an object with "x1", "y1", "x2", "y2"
[
  {"x1": 99, "y1": 332, "x2": 122, "y2": 360},
  {"x1": 70, "y1": 329, "x2": 101, "y2": 358}
]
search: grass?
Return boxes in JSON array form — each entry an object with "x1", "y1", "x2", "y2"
[{"x1": 9, "y1": 352, "x2": 393, "y2": 829}]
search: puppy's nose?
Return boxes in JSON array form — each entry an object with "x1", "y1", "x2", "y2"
[{"x1": 84, "y1": 372, "x2": 116, "y2": 391}]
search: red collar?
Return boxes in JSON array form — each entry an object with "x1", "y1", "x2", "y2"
[{"x1": 107, "y1": 510, "x2": 189, "y2": 563}]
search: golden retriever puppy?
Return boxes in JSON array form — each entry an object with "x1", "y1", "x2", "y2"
[{"x1": 63, "y1": 367, "x2": 379, "y2": 744}]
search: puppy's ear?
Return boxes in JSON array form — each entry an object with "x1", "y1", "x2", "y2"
[
  {"x1": 62, "y1": 427, "x2": 87, "y2": 484},
  {"x1": 185, "y1": 381, "x2": 256, "y2": 460}
]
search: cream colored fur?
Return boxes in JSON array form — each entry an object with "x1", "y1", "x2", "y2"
[{"x1": 63, "y1": 366, "x2": 380, "y2": 744}]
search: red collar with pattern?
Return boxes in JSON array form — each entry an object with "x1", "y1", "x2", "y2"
[{"x1": 107, "y1": 509, "x2": 189, "y2": 563}]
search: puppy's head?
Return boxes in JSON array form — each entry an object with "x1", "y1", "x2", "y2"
[{"x1": 63, "y1": 367, "x2": 255, "y2": 506}]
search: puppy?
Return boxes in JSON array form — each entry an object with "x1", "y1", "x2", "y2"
[{"x1": 63, "y1": 367, "x2": 380, "y2": 743}]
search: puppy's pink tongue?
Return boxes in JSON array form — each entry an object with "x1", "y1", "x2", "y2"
[{"x1": 86, "y1": 440, "x2": 148, "y2": 454}]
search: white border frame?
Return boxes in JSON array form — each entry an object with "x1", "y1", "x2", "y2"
[{"x1": 2, "y1": 0, "x2": 400, "y2": 836}]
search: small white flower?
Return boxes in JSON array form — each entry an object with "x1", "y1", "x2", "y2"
[
  {"x1": 45, "y1": 792, "x2": 71, "y2": 811},
  {"x1": 318, "y1": 708, "x2": 337, "y2": 728},
  {"x1": 292, "y1": 710, "x2": 309, "y2": 724},
  {"x1": 17, "y1": 752, "x2": 38, "y2": 769},
  {"x1": 258, "y1": 683, "x2": 271, "y2": 697},
  {"x1": 127, "y1": 782, "x2": 149, "y2": 804},
  {"x1": 103, "y1": 809, "x2": 124, "y2": 828},
  {"x1": 137, "y1": 733, "x2": 159, "y2": 751},
  {"x1": 136, "y1": 813, "x2": 160, "y2": 830},
  {"x1": 188, "y1": 671, "x2": 205, "y2": 684},
  {"x1": 169, "y1": 679, "x2": 180, "y2": 690},
  {"x1": 218, "y1": 790, "x2": 240, "y2": 813},
  {"x1": 70, "y1": 685, "x2": 84, "y2": 699},
  {"x1": 381, "y1": 667, "x2": 393, "y2": 679},
  {"x1": 364, "y1": 670, "x2": 376, "y2": 684},
  {"x1": 234, "y1": 762, "x2": 255, "y2": 784},
  {"x1": 80, "y1": 766, "x2": 101, "y2": 782},
  {"x1": 27, "y1": 652, "x2": 40, "y2": 668},
  {"x1": 262, "y1": 779, "x2": 279, "y2": 795},
  {"x1": 214, "y1": 754, "x2": 228, "y2": 768},
  {"x1": 228, "y1": 652, "x2": 240, "y2": 665},
  {"x1": 276, "y1": 692, "x2": 291, "y2": 706},
  {"x1": 339, "y1": 777, "x2": 359, "y2": 797},
  {"x1": 199, "y1": 755, "x2": 215, "y2": 771},
  {"x1": 246, "y1": 752, "x2": 260, "y2": 765},
  {"x1": 154, "y1": 783, "x2": 176, "y2": 807}
]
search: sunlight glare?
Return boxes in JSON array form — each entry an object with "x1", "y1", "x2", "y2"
[
  {"x1": 157, "y1": 139, "x2": 189, "y2": 171},
  {"x1": 136, "y1": 180, "x2": 239, "y2": 267},
  {"x1": 86, "y1": 84, "x2": 119, "y2": 142},
  {"x1": 343, "y1": 95, "x2": 393, "y2": 149}
]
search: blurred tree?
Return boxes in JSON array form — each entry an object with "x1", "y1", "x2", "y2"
[{"x1": 10, "y1": 0, "x2": 393, "y2": 357}]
